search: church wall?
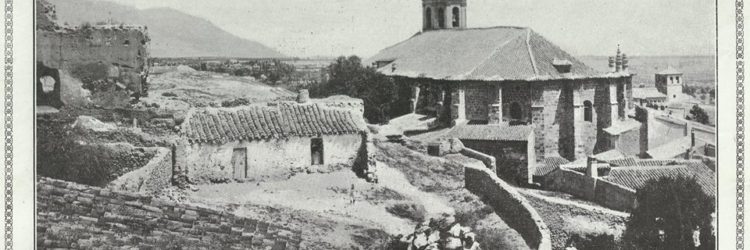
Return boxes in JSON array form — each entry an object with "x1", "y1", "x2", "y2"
[
  {"x1": 464, "y1": 82, "x2": 491, "y2": 121},
  {"x1": 502, "y1": 82, "x2": 533, "y2": 123}
]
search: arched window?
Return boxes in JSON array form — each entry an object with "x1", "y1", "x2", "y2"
[
  {"x1": 452, "y1": 7, "x2": 460, "y2": 27},
  {"x1": 583, "y1": 100, "x2": 593, "y2": 122},
  {"x1": 437, "y1": 8, "x2": 445, "y2": 28},
  {"x1": 425, "y1": 8, "x2": 433, "y2": 29},
  {"x1": 510, "y1": 102, "x2": 522, "y2": 120}
]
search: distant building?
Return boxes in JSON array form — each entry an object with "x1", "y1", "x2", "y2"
[
  {"x1": 175, "y1": 92, "x2": 368, "y2": 183},
  {"x1": 367, "y1": 0, "x2": 635, "y2": 161},
  {"x1": 655, "y1": 66, "x2": 684, "y2": 103},
  {"x1": 632, "y1": 87, "x2": 667, "y2": 106}
]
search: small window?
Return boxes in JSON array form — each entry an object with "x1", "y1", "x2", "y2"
[
  {"x1": 510, "y1": 102, "x2": 522, "y2": 120},
  {"x1": 452, "y1": 7, "x2": 460, "y2": 27},
  {"x1": 311, "y1": 138, "x2": 324, "y2": 165},
  {"x1": 437, "y1": 8, "x2": 445, "y2": 28},
  {"x1": 583, "y1": 100, "x2": 593, "y2": 122}
]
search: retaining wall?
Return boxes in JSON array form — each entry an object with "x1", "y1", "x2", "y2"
[
  {"x1": 37, "y1": 177, "x2": 302, "y2": 249},
  {"x1": 546, "y1": 168, "x2": 637, "y2": 211},
  {"x1": 464, "y1": 166, "x2": 552, "y2": 250},
  {"x1": 108, "y1": 147, "x2": 172, "y2": 194}
]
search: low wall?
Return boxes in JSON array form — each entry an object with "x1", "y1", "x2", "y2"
[
  {"x1": 546, "y1": 168, "x2": 637, "y2": 211},
  {"x1": 464, "y1": 166, "x2": 552, "y2": 250},
  {"x1": 460, "y1": 147, "x2": 496, "y2": 171},
  {"x1": 37, "y1": 177, "x2": 302, "y2": 249},
  {"x1": 109, "y1": 147, "x2": 172, "y2": 194}
]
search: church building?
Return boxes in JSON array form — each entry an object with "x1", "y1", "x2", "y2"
[{"x1": 367, "y1": 0, "x2": 636, "y2": 161}]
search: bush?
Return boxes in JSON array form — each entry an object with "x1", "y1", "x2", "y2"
[
  {"x1": 621, "y1": 176, "x2": 714, "y2": 250},
  {"x1": 385, "y1": 202, "x2": 427, "y2": 222}
]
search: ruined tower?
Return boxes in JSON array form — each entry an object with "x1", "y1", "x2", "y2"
[{"x1": 423, "y1": 0, "x2": 467, "y2": 31}]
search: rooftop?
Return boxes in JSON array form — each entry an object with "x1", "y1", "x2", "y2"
[
  {"x1": 366, "y1": 26, "x2": 630, "y2": 82},
  {"x1": 603, "y1": 119, "x2": 641, "y2": 135},
  {"x1": 449, "y1": 124, "x2": 534, "y2": 141},
  {"x1": 534, "y1": 156, "x2": 571, "y2": 177},
  {"x1": 656, "y1": 66, "x2": 683, "y2": 75},
  {"x1": 646, "y1": 136, "x2": 698, "y2": 159},
  {"x1": 182, "y1": 102, "x2": 367, "y2": 144},
  {"x1": 603, "y1": 163, "x2": 715, "y2": 196},
  {"x1": 632, "y1": 87, "x2": 666, "y2": 100}
]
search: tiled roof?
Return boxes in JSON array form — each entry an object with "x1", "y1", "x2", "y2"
[
  {"x1": 182, "y1": 102, "x2": 367, "y2": 144},
  {"x1": 603, "y1": 119, "x2": 641, "y2": 135},
  {"x1": 632, "y1": 87, "x2": 666, "y2": 99},
  {"x1": 534, "y1": 156, "x2": 571, "y2": 177},
  {"x1": 366, "y1": 26, "x2": 629, "y2": 82},
  {"x1": 449, "y1": 124, "x2": 534, "y2": 141},
  {"x1": 603, "y1": 163, "x2": 715, "y2": 197}
]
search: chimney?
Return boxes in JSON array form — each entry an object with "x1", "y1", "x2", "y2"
[
  {"x1": 586, "y1": 156, "x2": 598, "y2": 178},
  {"x1": 297, "y1": 89, "x2": 310, "y2": 103},
  {"x1": 621, "y1": 53, "x2": 629, "y2": 71},
  {"x1": 608, "y1": 56, "x2": 615, "y2": 72}
]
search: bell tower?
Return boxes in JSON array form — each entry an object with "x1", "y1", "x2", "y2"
[{"x1": 423, "y1": 0, "x2": 467, "y2": 31}]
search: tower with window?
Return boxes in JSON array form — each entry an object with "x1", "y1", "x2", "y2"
[
  {"x1": 654, "y1": 66, "x2": 684, "y2": 103},
  {"x1": 423, "y1": 0, "x2": 467, "y2": 31}
]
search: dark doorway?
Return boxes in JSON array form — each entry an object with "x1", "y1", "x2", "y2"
[
  {"x1": 510, "y1": 102, "x2": 522, "y2": 120},
  {"x1": 37, "y1": 62, "x2": 63, "y2": 107},
  {"x1": 311, "y1": 138, "x2": 324, "y2": 165},
  {"x1": 232, "y1": 148, "x2": 247, "y2": 179}
]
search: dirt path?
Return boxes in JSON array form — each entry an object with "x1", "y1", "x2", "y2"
[{"x1": 376, "y1": 163, "x2": 455, "y2": 217}]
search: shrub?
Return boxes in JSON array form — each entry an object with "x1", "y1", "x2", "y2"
[{"x1": 385, "y1": 203, "x2": 427, "y2": 222}]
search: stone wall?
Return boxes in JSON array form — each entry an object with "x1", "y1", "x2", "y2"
[
  {"x1": 37, "y1": 177, "x2": 302, "y2": 249},
  {"x1": 464, "y1": 166, "x2": 552, "y2": 250},
  {"x1": 460, "y1": 147, "x2": 496, "y2": 171},
  {"x1": 176, "y1": 134, "x2": 363, "y2": 183},
  {"x1": 614, "y1": 128, "x2": 640, "y2": 156},
  {"x1": 460, "y1": 139, "x2": 534, "y2": 184},
  {"x1": 108, "y1": 147, "x2": 172, "y2": 194},
  {"x1": 36, "y1": 20, "x2": 150, "y2": 108},
  {"x1": 545, "y1": 168, "x2": 638, "y2": 211}
]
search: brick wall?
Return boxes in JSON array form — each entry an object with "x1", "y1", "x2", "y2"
[
  {"x1": 108, "y1": 147, "x2": 172, "y2": 194},
  {"x1": 465, "y1": 166, "x2": 552, "y2": 250},
  {"x1": 37, "y1": 178, "x2": 303, "y2": 249}
]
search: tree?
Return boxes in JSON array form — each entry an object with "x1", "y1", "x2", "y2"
[
  {"x1": 688, "y1": 105, "x2": 710, "y2": 125},
  {"x1": 622, "y1": 176, "x2": 714, "y2": 250}
]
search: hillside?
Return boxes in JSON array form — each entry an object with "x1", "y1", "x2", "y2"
[{"x1": 47, "y1": 0, "x2": 285, "y2": 58}]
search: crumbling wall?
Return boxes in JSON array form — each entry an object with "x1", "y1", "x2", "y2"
[
  {"x1": 37, "y1": 177, "x2": 302, "y2": 249},
  {"x1": 464, "y1": 165, "x2": 552, "y2": 250},
  {"x1": 545, "y1": 168, "x2": 637, "y2": 211},
  {"x1": 36, "y1": 1, "x2": 150, "y2": 108},
  {"x1": 108, "y1": 147, "x2": 172, "y2": 194}
]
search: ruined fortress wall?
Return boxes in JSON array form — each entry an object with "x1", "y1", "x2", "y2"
[
  {"x1": 108, "y1": 147, "x2": 172, "y2": 194},
  {"x1": 465, "y1": 165, "x2": 552, "y2": 250},
  {"x1": 177, "y1": 134, "x2": 362, "y2": 183},
  {"x1": 37, "y1": 177, "x2": 302, "y2": 249},
  {"x1": 36, "y1": 26, "x2": 149, "y2": 107}
]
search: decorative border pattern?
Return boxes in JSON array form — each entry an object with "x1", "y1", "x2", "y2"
[
  {"x1": 738, "y1": 0, "x2": 746, "y2": 248},
  {"x1": 1, "y1": 1, "x2": 746, "y2": 250},
  {"x1": 3, "y1": 0, "x2": 11, "y2": 248}
]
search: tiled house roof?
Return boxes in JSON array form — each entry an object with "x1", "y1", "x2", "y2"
[
  {"x1": 603, "y1": 164, "x2": 715, "y2": 196},
  {"x1": 534, "y1": 156, "x2": 571, "y2": 177},
  {"x1": 182, "y1": 103, "x2": 367, "y2": 144},
  {"x1": 449, "y1": 124, "x2": 534, "y2": 141},
  {"x1": 632, "y1": 87, "x2": 666, "y2": 100},
  {"x1": 366, "y1": 26, "x2": 630, "y2": 82},
  {"x1": 603, "y1": 119, "x2": 641, "y2": 136}
]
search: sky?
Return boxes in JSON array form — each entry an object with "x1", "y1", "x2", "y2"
[{"x1": 100, "y1": 0, "x2": 716, "y2": 58}]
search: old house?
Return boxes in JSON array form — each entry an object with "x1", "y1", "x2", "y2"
[
  {"x1": 174, "y1": 93, "x2": 368, "y2": 183},
  {"x1": 366, "y1": 0, "x2": 635, "y2": 162}
]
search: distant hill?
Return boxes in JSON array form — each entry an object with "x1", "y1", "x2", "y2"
[{"x1": 47, "y1": 0, "x2": 285, "y2": 58}]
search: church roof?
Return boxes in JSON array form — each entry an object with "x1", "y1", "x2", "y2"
[
  {"x1": 366, "y1": 26, "x2": 630, "y2": 82},
  {"x1": 449, "y1": 124, "x2": 534, "y2": 141}
]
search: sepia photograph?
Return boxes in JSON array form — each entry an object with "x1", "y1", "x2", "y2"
[{"x1": 11, "y1": 0, "x2": 738, "y2": 249}]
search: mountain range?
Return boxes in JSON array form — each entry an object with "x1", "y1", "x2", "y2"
[{"x1": 47, "y1": 0, "x2": 285, "y2": 58}]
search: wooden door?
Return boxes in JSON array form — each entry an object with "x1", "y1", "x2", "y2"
[{"x1": 232, "y1": 148, "x2": 247, "y2": 179}]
